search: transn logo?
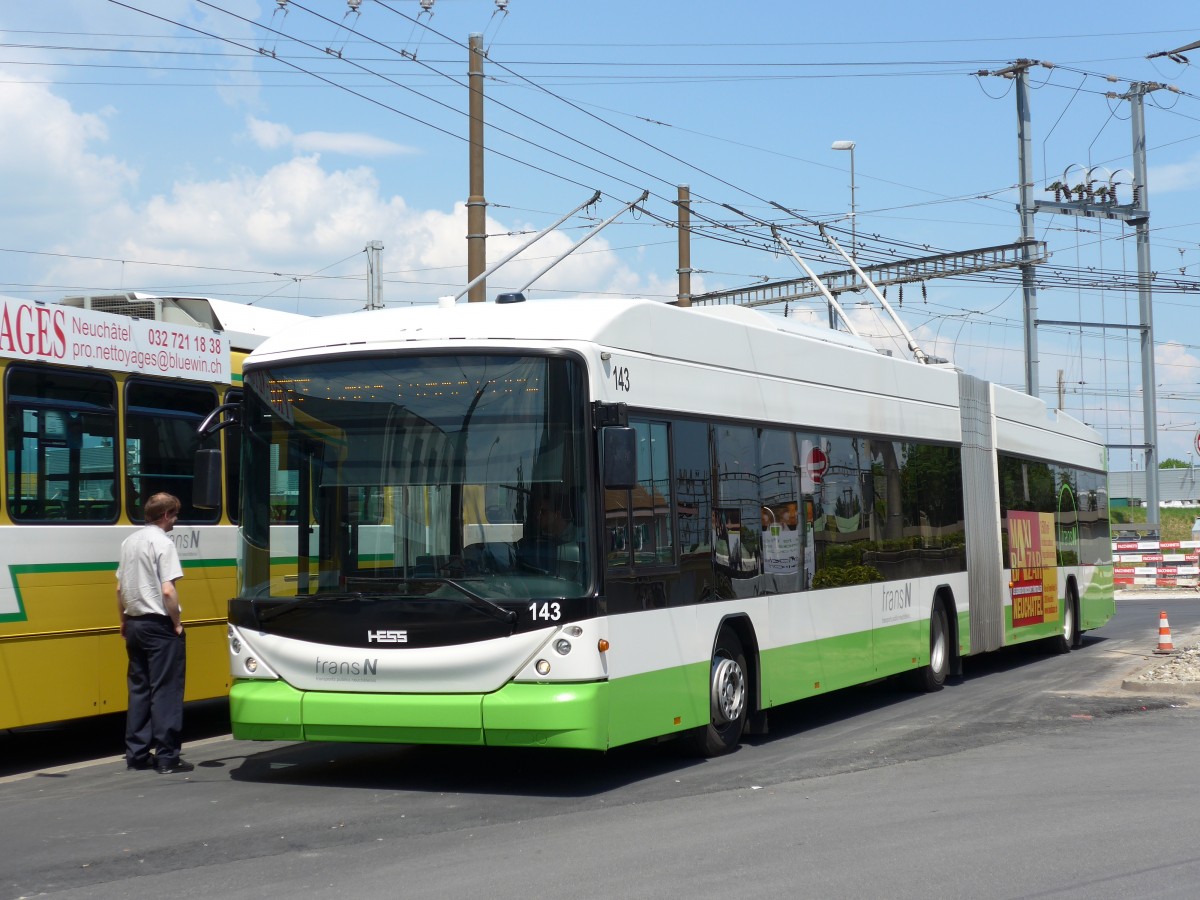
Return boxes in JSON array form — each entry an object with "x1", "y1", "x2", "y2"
[{"x1": 367, "y1": 629, "x2": 408, "y2": 643}]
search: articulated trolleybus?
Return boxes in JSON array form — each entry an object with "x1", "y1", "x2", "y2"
[
  {"x1": 0, "y1": 292, "x2": 303, "y2": 730},
  {"x1": 214, "y1": 296, "x2": 1114, "y2": 755}
]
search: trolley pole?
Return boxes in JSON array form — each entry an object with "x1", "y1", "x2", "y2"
[{"x1": 466, "y1": 33, "x2": 487, "y2": 303}]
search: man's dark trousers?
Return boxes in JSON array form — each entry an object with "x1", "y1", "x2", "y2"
[{"x1": 124, "y1": 614, "x2": 186, "y2": 766}]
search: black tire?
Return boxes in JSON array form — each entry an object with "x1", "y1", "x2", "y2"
[
  {"x1": 688, "y1": 629, "x2": 749, "y2": 757},
  {"x1": 1049, "y1": 591, "x2": 1078, "y2": 655},
  {"x1": 907, "y1": 601, "x2": 949, "y2": 692}
]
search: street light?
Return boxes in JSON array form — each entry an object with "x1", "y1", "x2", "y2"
[{"x1": 831, "y1": 140, "x2": 856, "y2": 259}]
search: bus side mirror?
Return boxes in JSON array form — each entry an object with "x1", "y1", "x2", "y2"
[
  {"x1": 602, "y1": 426, "x2": 637, "y2": 490},
  {"x1": 194, "y1": 449, "x2": 222, "y2": 509}
]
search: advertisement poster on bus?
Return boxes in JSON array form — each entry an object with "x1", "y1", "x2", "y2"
[
  {"x1": 1007, "y1": 510, "x2": 1060, "y2": 627},
  {"x1": 0, "y1": 296, "x2": 229, "y2": 382}
]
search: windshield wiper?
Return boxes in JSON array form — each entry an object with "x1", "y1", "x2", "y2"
[
  {"x1": 406, "y1": 577, "x2": 518, "y2": 626},
  {"x1": 255, "y1": 591, "x2": 365, "y2": 624}
]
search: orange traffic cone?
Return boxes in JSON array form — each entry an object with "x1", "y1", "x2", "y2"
[{"x1": 1154, "y1": 610, "x2": 1175, "y2": 655}]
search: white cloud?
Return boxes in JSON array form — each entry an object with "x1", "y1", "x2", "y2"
[
  {"x1": 1149, "y1": 153, "x2": 1200, "y2": 193},
  {"x1": 0, "y1": 73, "x2": 136, "y2": 234},
  {"x1": 1154, "y1": 341, "x2": 1200, "y2": 462},
  {"x1": 245, "y1": 117, "x2": 292, "y2": 150},
  {"x1": 0, "y1": 80, "x2": 677, "y2": 314},
  {"x1": 246, "y1": 116, "x2": 417, "y2": 158},
  {"x1": 35, "y1": 152, "x2": 664, "y2": 313}
]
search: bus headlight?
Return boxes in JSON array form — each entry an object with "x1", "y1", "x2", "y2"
[
  {"x1": 245, "y1": 657, "x2": 259, "y2": 674},
  {"x1": 563, "y1": 625, "x2": 583, "y2": 637},
  {"x1": 230, "y1": 636, "x2": 242, "y2": 654},
  {"x1": 535, "y1": 659, "x2": 551, "y2": 676},
  {"x1": 554, "y1": 639, "x2": 572, "y2": 656}
]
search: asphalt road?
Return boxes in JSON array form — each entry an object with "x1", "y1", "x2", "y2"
[{"x1": 3, "y1": 592, "x2": 1199, "y2": 900}]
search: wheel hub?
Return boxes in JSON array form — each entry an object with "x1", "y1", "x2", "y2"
[{"x1": 711, "y1": 656, "x2": 746, "y2": 726}]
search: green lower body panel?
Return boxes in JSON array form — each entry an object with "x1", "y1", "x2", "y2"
[
  {"x1": 480, "y1": 682, "x2": 610, "y2": 749},
  {"x1": 304, "y1": 691, "x2": 486, "y2": 745},
  {"x1": 759, "y1": 619, "x2": 929, "y2": 707},
  {"x1": 230, "y1": 680, "x2": 304, "y2": 742},
  {"x1": 1081, "y1": 573, "x2": 1116, "y2": 632},
  {"x1": 229, "y1": 679, "x2": 615, "y2": 750}
]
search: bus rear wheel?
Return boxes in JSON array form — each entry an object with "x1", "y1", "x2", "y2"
[
  {"x1": 907, "y1": 601, "x2": 949, "y2": 693},
  {"x1": 1049, "y1": 591, "x2": 1078, "y2": 654},
  {"x1": 688, "y1": 629, "x2": 748, "y2": 757}
]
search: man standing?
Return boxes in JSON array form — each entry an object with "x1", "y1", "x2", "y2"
[{"x1": 116, "y1": 492, "x2": 193, "y2": 774}]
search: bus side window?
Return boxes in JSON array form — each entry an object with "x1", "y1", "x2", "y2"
[
  {"x1": 4, "y1": 366, "x2": 118, "y2": 523},
  {"x1": 125, "y1": 377, "x2": 220, "y2": 524},
  {"x1": 631, "y1": 420, "x2": 674, "y2": 567}
]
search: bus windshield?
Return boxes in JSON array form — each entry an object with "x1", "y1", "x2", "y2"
[{"x1": 238, "y1": 353, "x2": 592, "y2": 603}]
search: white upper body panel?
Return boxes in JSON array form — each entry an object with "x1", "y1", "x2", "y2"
[{"x1": 249, "y1": 298, "x2": 968, "y2": 443}]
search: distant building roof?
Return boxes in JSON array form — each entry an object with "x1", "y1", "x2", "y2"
[{"x1": 1109, "y1": 467, "x2": 1200, "y2": 505}]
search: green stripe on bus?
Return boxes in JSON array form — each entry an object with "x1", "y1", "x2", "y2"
[{"x1": 3, "y1": 558, "x2": 236, "y2": 624}]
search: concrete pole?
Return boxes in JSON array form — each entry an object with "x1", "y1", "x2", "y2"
[
  {"x1": 1130, "y1": 85, "x2": 1160, "y2": 515},
  {"x1": 676, "y1": 184, "x2": 692, "y2": 306},
  {"x1": 830, "y1": 140, "x2": 856, "y2": 329},
  {"x1": 1015, "y1": 65, "x2": 1041, "y2": 398},
  {"x1": 466, "y1": 33, "x2": 487, "y2": 302},
  {"x1": 366, "y1": 240, "x2": 383, "y2": 309},
  {"x1": 848, "y1": 145, "x2": 856, "y2": 257}
]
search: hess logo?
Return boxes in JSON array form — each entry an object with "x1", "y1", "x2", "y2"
[{"x1": 367, "y1": 629, "x2": 408, "y2": 644}]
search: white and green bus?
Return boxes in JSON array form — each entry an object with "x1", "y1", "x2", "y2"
[{"x1": 212, "y1": 295, "x2": 1114, "y2": 755}]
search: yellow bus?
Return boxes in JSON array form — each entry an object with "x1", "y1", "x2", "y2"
[{"x1": 0, "y1": 292, "x2": 304, "y2": 729}]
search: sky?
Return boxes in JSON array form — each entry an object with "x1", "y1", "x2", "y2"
[{"x1": 1, "y1": 0, "x2": 1199, "y2": 471}]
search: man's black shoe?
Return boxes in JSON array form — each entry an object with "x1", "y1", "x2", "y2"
[
  {"x1": 126, "y1": 757, "x2": 154, "y2": 771},
  {"x1": 155, "y1": 758, "x2": 195, "y2": 774}
]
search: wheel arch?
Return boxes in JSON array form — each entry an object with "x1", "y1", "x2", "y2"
[{"x1": 711, "y1": 613, "x2": 761, "y2": 716}]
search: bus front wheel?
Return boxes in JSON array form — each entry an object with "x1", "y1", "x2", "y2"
[{"x1": 688, "y1": 629, "x2": 748, "y2": 757}]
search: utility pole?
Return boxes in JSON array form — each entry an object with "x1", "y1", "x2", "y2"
[
  {"x1": 466, "y1": 33, "x2": 487, "y2": 302},
  {"x1": 982, "y1": 60, "x2": 1045, "y2": 397},
  {"x1": 365, "y1": 240, "x2": 383, "y2": 309},
  {"x1": 1129, "y1": 83, "x2": 1161, "y2": 513},
  {"x1": 1013, "y1": 64, "x2": 1040, "y2": 400},
  {"x1": 991, "y1": 60, "x2": 1043, "y2": 398},
  {"x1": 676, "y1": 184, "x2": 692, "y2": 307}
]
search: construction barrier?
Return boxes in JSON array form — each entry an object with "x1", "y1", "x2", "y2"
[{"x1": 1112, "y1": 538, "x2": 1200, "y2": 589}]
